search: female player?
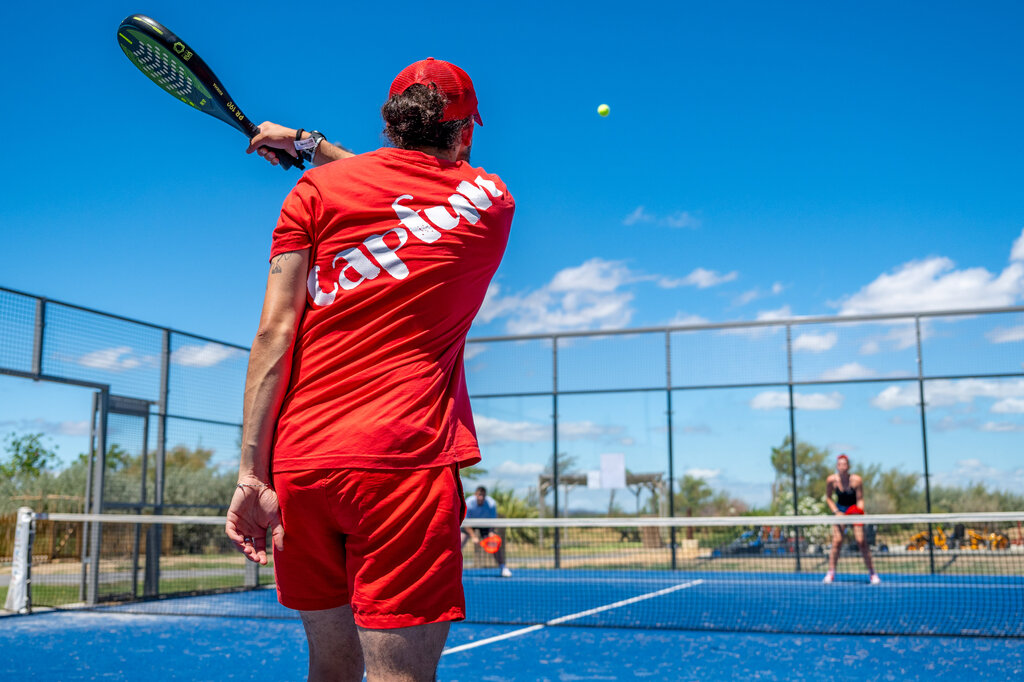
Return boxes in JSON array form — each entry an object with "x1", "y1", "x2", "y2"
[{"x1": 823, "y1": 454, "x2": 880, "y2": 585}]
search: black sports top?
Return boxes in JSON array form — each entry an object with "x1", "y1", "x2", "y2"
[{"x1": 834, "y1": 479, "x2": 857, "y2": 507}]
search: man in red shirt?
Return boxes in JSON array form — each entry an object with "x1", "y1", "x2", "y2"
[{"x1": 225, "y1": 58, "x2": 514, "y2": 681}]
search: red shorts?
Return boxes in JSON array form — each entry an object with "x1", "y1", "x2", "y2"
[{"x1": 273, "y1": 464, "x2": 467, "y2": 628}]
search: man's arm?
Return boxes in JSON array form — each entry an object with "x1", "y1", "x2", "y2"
[
  {"x1": 238, "y1": 249, "x2": 310, "y2": 482},
  {"x1": 225, "y1": 248, "x2": 309, "y2": 564},
  {"x1": 247, "y1": 122, "x2": 355, "y2": 167}
]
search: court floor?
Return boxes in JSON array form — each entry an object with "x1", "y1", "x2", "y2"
[{"x1": 2, "y1": 610, "x2": 1023, "y2": 680}]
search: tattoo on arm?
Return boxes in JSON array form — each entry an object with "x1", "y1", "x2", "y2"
[{"x1": 270, "y1": 252, "x2": 295, "y2": 275}]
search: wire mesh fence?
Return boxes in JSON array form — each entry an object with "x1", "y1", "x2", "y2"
[{"x1": 1, "y1": 285, "x2": 1023, "y2": 605}]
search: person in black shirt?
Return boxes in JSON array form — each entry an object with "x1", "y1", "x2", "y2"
[{"x1": 823, "y1": 454, "x2": 880, "y2": 585}]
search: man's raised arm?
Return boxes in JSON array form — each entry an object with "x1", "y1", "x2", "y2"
[{"x1": 247, "y1": 122, "x2": 356, "y2": 167}]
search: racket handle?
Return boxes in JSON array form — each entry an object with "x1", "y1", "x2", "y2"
[{"x1": 265, "y1": 146, "x2": 304, "y2": 171}]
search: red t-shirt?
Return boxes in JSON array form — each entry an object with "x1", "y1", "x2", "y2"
[{"x1": 269, "y1": 147, "x2": 514, "y2": 472}]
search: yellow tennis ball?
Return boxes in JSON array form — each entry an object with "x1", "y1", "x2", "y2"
[{"x1": 597, "y1": 104, "x2": 610, "y2": 117}]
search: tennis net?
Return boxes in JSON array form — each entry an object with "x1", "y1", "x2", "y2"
[{"x1": 4, "y1": 509, "x2": 1023, "y2": 637}]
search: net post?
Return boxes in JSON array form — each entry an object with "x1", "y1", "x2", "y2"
[
  {"x1": 3, "y1": 507, "x2": 36, "y2": 614},
  {"x1": 665, "y1": 330, "x2": 677, "y2": 570},
  {"x1": 785, "y1": 325, "x2": 802, "y2": 573},
  {"x1": 244, "y1": 557, "x2": 259, "y2": 588},
  {"x1": 551, "y1": 336, "x2": 561, "y2": 569},
  {"x1": 915, "y1": 316, "x2": 935, "y2": 574}
]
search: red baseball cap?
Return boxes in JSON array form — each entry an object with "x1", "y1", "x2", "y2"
[
  {"x1": 837, "y1": 454, "x2": 849, "y2": 463},
  {"x1": 389, "y1": 58, "x2": 483, "y2": 126}
]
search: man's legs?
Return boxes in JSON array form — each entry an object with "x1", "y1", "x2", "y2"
[
  {"x1": 300, "y1": 606, "x2": 364, "y2": 682},
  {"x1": 359, "y1": 621, "x2": 450, "y2": 682}
]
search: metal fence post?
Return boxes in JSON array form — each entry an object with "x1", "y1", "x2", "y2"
[
  {"x1": 145, "y1": 329, "x2": 171, "y2": 597},
  {"x1": 665, "y1": 331, "x2": 677, "y2": 569},
  {"x1": 87, "y1": 388, "x2": 110, "y2": 605},
  {"x1": 915, "y1": 316, "x2": 935, "y2": 574},
  {"x1": 552, "y1": 336, "x2": 560, "y2": 569},
  {"x1": 31, "y1": 299, "x2": 45, "y2": 376},
  {"x1": 786, "y1": 325, "x2": 802, "y2": 573}
]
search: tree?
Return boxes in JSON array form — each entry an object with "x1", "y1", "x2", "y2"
[
  {"x1": 769, "y1": 436, "x2": 832, "y2": 508},
  {"x1": 459, "y1": 464, "x2": 488, "y2": 481},
  {"x1": 673, "y1": 474, "x2": 747, "y2": 517},
  {"x1": 0, "y1": 432, "x2": 58, "y2": 479},
  {"x1": 544, "y1": 452, "x2": 580, "y2": 514}
]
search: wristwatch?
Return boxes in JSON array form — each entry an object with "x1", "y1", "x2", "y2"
[{"x1": 294, "y1": 129, "x2": 326, "y2": 163}]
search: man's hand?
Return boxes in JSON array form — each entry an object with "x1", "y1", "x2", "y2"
[
  {"x1": 247, "y1": 122, "x2": 303, "y2": 167},
  {"x1": 225, "y1": 482, "x2": 285, "y2": 565}
]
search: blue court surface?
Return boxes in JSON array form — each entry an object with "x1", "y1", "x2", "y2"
[
  {"x1": 3, "y1": 567, "x2": 1023, "y2": 680},
  {"x1": 2, "y1": 611, "x2": 1023, "y2": 680}
]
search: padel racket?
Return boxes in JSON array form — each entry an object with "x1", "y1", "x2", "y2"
[
  {"x1": 480, "y1": 534, "x2": 502, "y2": 554},
  {"x1": 845, "y1": 505, "x2": 864, "y2": 527},
  {"x1": 116, "y1": 15, "x2": 302, "y2": 170}
]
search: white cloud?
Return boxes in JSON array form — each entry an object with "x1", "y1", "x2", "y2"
[
  {"x1": 838, "y1": 256, "x2": 1024, "y2": 316},
  {"x1": 981, "y1": 421, "x2": 1024, "y2": 433},
  {"x1": 872, "y1": 379, "x2": 1024, "y2": 410},
  {"x1": 171, "y1": 343, "x2": 242, "y2": 368},
  {"x1": 986, "y1": 326, "x2": 1024, "y2": 344},
  {"x1": 719, "y1": 306, "x2": 792, "y2": 339},
  {"x1": 685, "y1": 467, "x2": 721, "y2": 480},
  {"x1": 478, "y1": 260, "x2": 636, "y2": 335},
  {"x1": 495, "y1": 460, "x2": 545, "y2": 477},
  {"x1": 792, "y1": 332, "x2": 838, "y2": 353},
  {"x1": 819, "y1": 362, "x2": 878, "y2": 381},
  {"x1": 477, "y1": 283, "x2": 522, "y2": 324},
  {"x1": 560, "y1": 420, "x2": 624, "y2": 439},
  {"x1": 549, "y1": 259, "x2": 634, "y2": 293},
  {"x1": 623, "y1": 206, "x2": 655, "y2": 226},
  {"x1": 667, "y1": 312, "x2": 710, "y2": 327},
  {"x1": 992, "y1": 398, "x2": 1024, "y2": 414},
  {"x1": 477, "y1": 258, "x2": 727, "y2": 335},
  {"x1": 660, "y1": 268, "x2": 738, "y2": 289},
  {"x1": 757, "y1": 305, "x2": 793, "y2": 321},
  {"x1": 1012, "y1": 227, "x2": 1024, "y2": 262},
  {"x1": 735, "y1": 282, "x2": 785, "y2": 306},
  {"x1": 0, "y1": 418, "x2": 91, "y2": 437},
  {"x1": 931, "y1": 458, "x2": 1024, "y2": 493},
  {"x1": 665, "y1": 211, "x2": 701, "y2": 229},
  {"x1": 750, "y1": 391, "x2": 844, "y2": 410},
  {"x1": 473, "y1": 414, "x2": 622, "y2": 445},
  {"x1": 860, "y1": 339, "x2": 881, "y2": 355},
  {"x1": 463, "y1": 345, "x2": 487, "y2": 361},
  {"x1": 474, "y1": 415, "x2": 549, "y2": 444},
  {"x1": 77, "y1": 346, "x2": 155, "y2": 372},
  {"x1": 623, "y1": 206, "x2": 700, "y2": 229}
]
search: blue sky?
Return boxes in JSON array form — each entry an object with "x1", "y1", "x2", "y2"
[{"x1": 2, "y1": 2, "x2": 1023, "y2": 510}]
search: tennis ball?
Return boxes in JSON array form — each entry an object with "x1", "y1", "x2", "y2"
[{"x1": 597, "y1": 104, "x2": 610, "y2": 117}]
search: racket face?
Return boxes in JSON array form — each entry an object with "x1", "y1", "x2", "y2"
[
  {"x1": 480, "y1": 535, "x2": 502, "y2": 554},
  {"x1": 117, "y1": 17, "x2": 253, "y2": 137}
]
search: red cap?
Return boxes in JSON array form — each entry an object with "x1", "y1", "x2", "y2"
[
  {"x1": 837, "y1": 454, "x2": 849, "y2": 463},
  {"x1": 389, "y1": 58, "x2": 483, "y2": 126}
]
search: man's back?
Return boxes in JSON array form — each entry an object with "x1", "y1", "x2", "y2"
[{"x1": 271, "y1": 147, "x2": 514, "y2": 472}]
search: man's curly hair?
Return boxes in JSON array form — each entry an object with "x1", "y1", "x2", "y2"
[{"x1": 382, "y1": 83, "x2": 470, "y2": 150}]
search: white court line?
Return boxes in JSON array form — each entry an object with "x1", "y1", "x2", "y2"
[{"x1": 442, "y1": 579, "x2": 704, "y2": 656}]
